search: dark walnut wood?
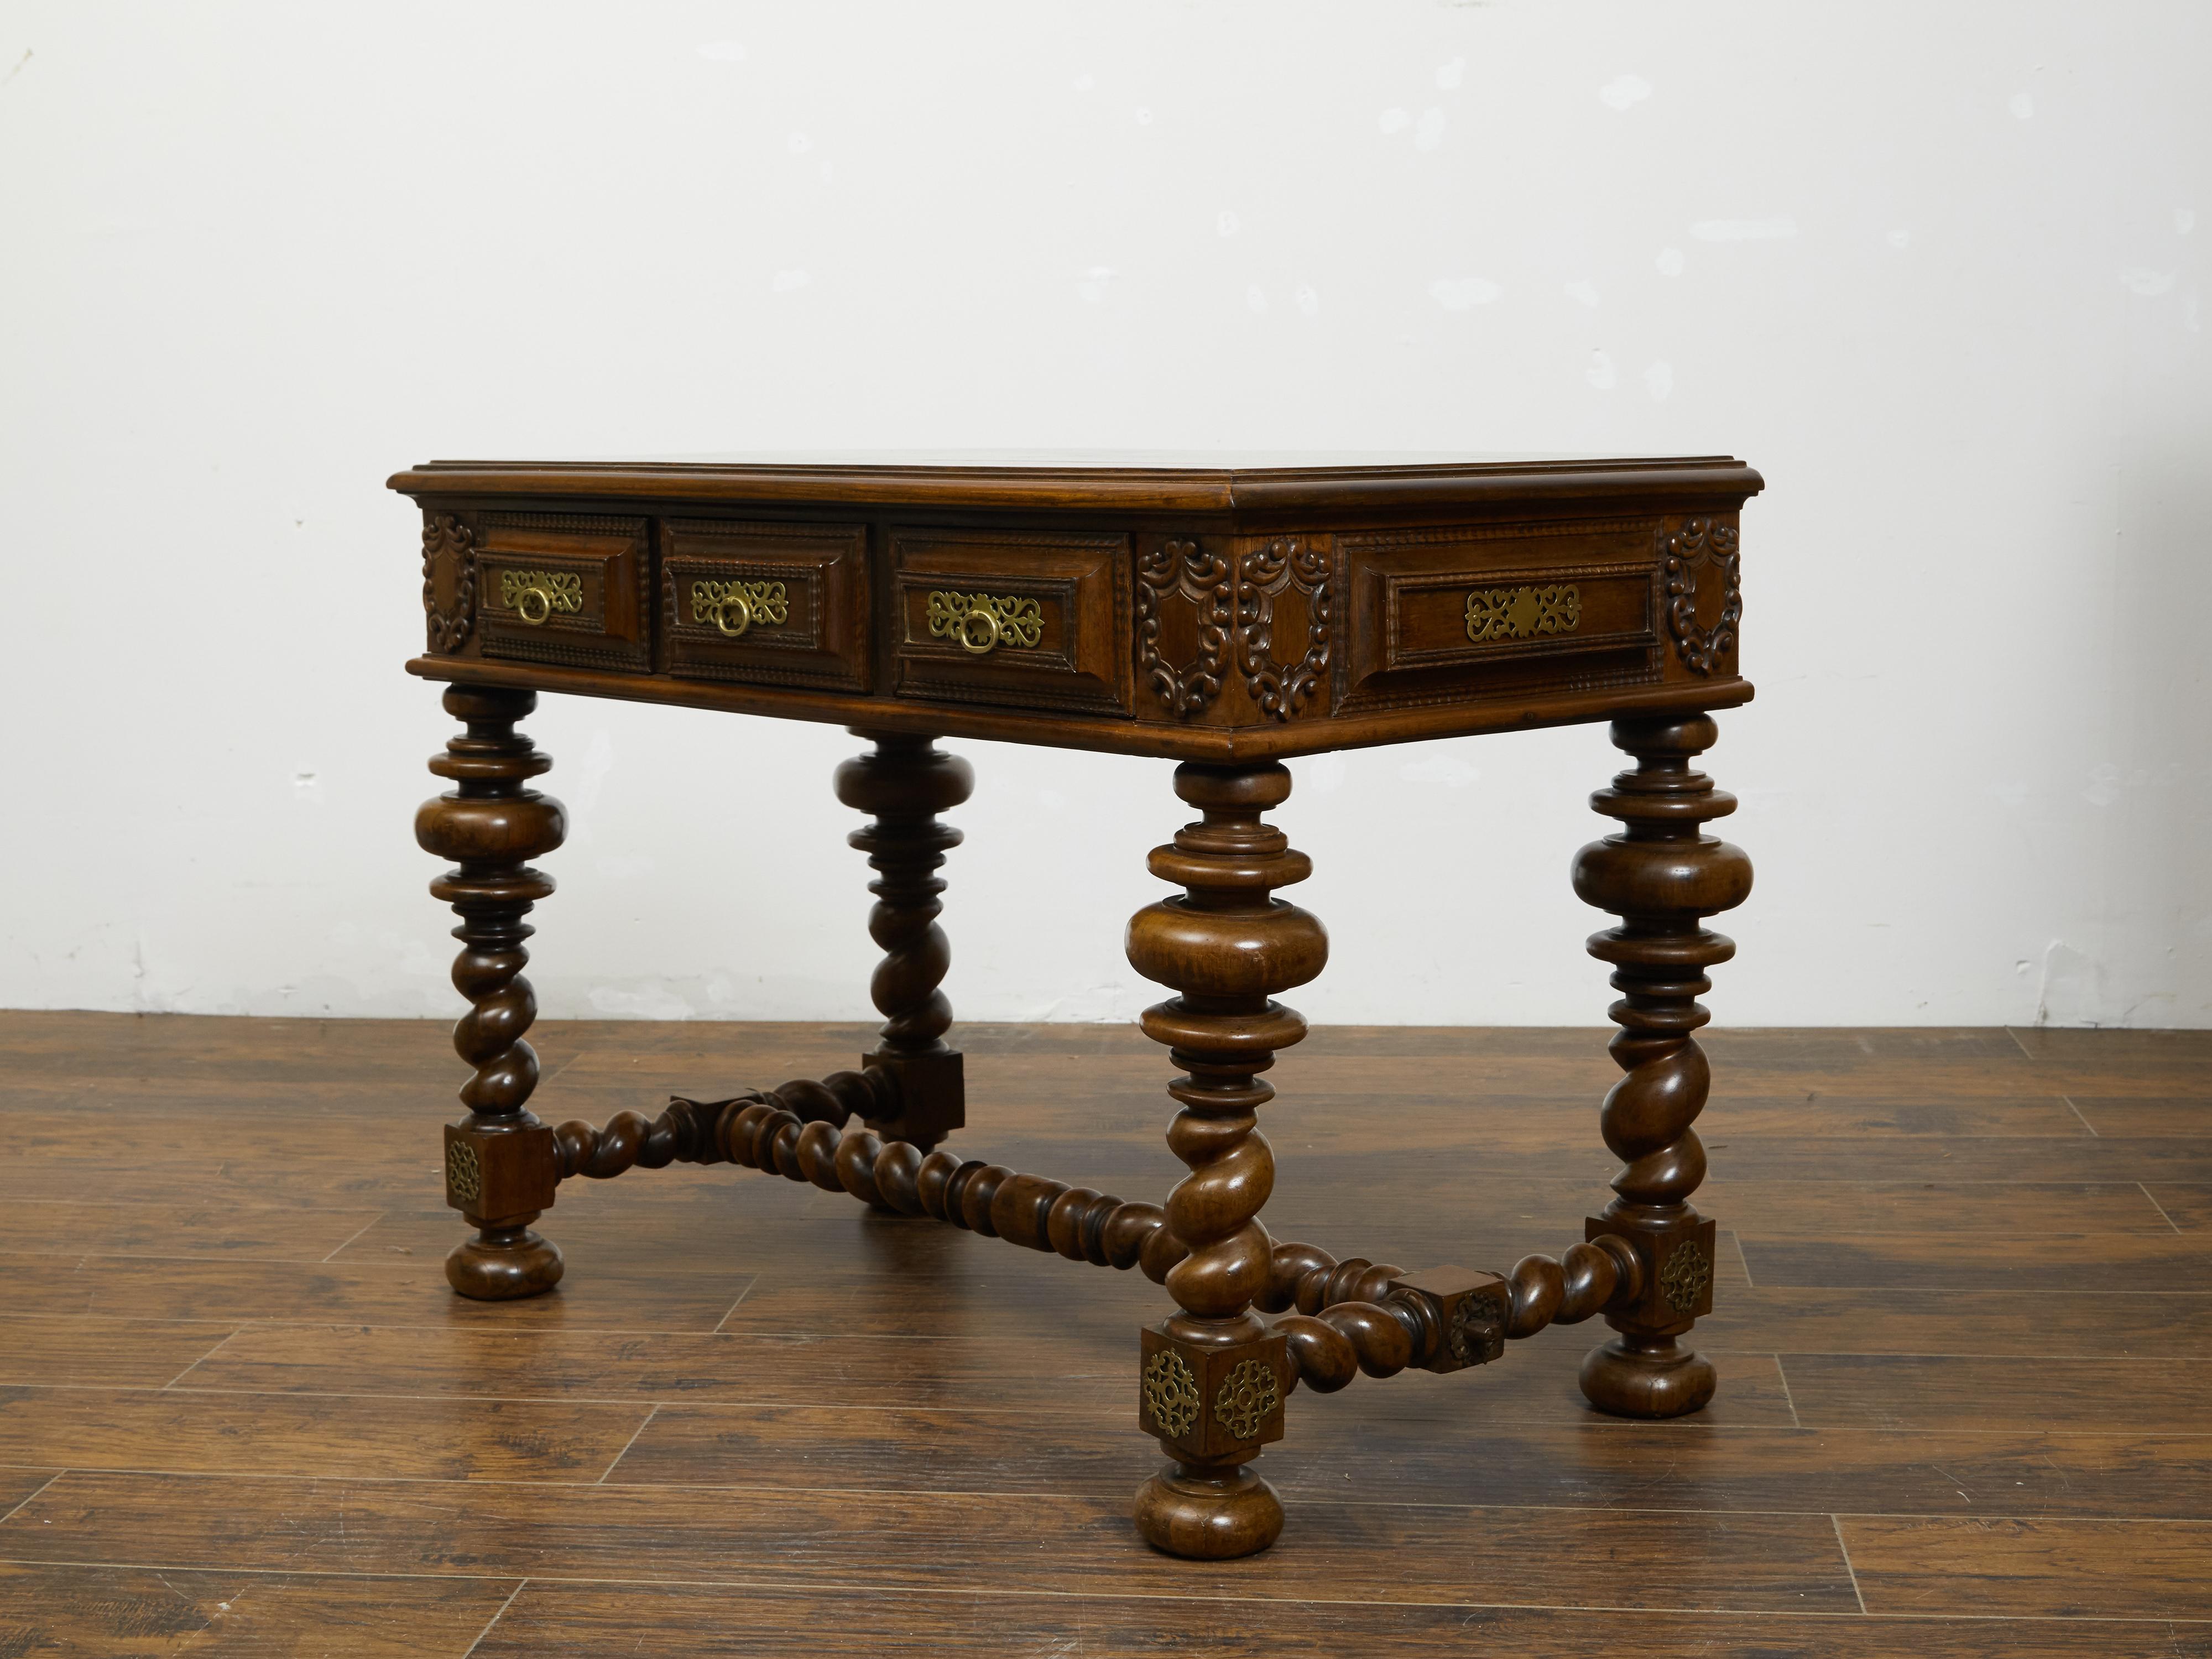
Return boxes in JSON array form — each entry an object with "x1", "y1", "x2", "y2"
[
  {"x1": 1124, "y1": 761, "x2": 1325, "y2": 1557},
  {"x1": 396, "y1": 453, "x2": 1760, "y2": 1559},
  {"x1": 833, "y1": 732, "x2": 972, "y2": 1151},
  {"x1": 399, "y1": 455, "x2": 1759, "y2": 759},
  {"x1": 414, "y1": 686, "x2": 568, "y2": 1299},
  {"x1": 1573, "y1": 714, "x2": 1752, "y2": 1416}
]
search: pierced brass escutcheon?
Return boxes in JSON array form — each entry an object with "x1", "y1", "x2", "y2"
[
  {"x1": 499, "y1": 568, "x2": 583, "y2": 627},
  {"x1": 1212, "y1": 1358, "x2": 1280, "y2": 1443},
  {"x1": 691, "y1": 578, "x2": 790, "y2": 640},
  {"x1": 1658, "y1": 1239, "x2": 1713, "y2": 1316},
  {"x1": 1465, "y1": 583, "x2": 1580, "y2": 643},
  {"x1": 1141, "y1": 1350, "x2": 1201, "y2": 1439},
  {"x1": 445, "y1": 1138, "x2": 482, "y2": 1206},
  {"x1": 926, "y1": 589, "x2": 1044, "y2": 655}
]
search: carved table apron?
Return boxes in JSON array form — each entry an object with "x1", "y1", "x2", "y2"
[{"x1": 398, "y1": 454, "x2": 1760, "y2": 1559}]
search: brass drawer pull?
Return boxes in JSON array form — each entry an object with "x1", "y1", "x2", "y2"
[
  {"x1": 927, "y1": 589, "x2": 1044, "y2": 655},
  {"x1": 499, "y1": 568, "x2": 583, "y2": 627},
  {"x1": 691, "y1": 579, "x2": 789, "y2": 640},
  {"x1": 1465, "y1": 583, "x2": 1579, "y2": 643}
]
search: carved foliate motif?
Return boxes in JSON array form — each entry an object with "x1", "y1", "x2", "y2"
[
  {"x1": 445, "y1": 1138, "x2": 482, "y2": 1206},
  {"x1": 421, "y1": 513, "x2": 476, "y2": 652},
  {"x1": 1135, "y1": 538, "x2": 1234, "y2": 716},
  {"x1": 1661, "y1": 518, "x2": 1741, "y2": 675},
  {"x1": 1236, "y1": 537, "x2": 1333, "y2": 721},
  {"x1": 1142, "y1": 1350, "x2": 1201, "y2": 1438},
  {"x1": 1658, "y1": 1239, "x2": 1713, "y2": 1315},
  {"x1": 1212, "y1": 1358, "x2": 1281, "y2": 1442}
]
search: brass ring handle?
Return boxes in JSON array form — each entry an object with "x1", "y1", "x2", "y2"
[
  {"x1": 712, "y1": 591, "x2": 755, "y2": 638},
  {"x1": 514, "y1": 586, "x2": 554, "y2": 627},
  {"x1": 957, "y1": 607, "x2": 1001, "y2": 655}
]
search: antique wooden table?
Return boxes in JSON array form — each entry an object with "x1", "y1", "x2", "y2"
[{"x1": 397, "y1": 453, "x2": 1759, "y2": 1559}]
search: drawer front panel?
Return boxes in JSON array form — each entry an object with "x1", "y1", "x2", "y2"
[
  {"x1": 660, "y1": 519, "x2": 870, "y2": 692},
  {"x1": 477, "y1": 512, "x2": 651, "y2": 672},
  {"x1": 890, "y1": 529, "x2": 1131, "y2": 715},
  {"x1": 1339, "y1": 519, "x2": 1663, "y2": 712}
]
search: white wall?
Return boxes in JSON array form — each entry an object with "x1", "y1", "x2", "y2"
[{"x1": 2, "y1": 2, "x2": 2206, "y2": 1029}]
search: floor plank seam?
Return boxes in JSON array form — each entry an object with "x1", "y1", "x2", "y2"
[
  {"x1": 709, "y1": 1282, "x2": 757, "y2": 1334},
  {"x1": 320, "y1": 1211, "x2": 390, "y2": 1262},
  {"x1": 597, "y1": 1406, "x2": 659, "y2": 1483},
  {"x1": 156, "y1": 1329, "x2": 241, "y2": 1390},
  {"x1": 25, "y1": 1380, "x2": 2212, "y2": 1433},
  {"x1": 3, "y1": 1554, "x2": 2208, "y2": 1623},
  {"x1": 1770, "y1": 1354, "x2": 1803, "y2": 1428},
  {"x1": 2141, "y1": 1184, "x2": 2185, "y2": 1234},
  {"x1": 460, "y1": 1577, "x2": 529, "y2": 1657},
  {"x1": 1731, "y1": 1230, "x2": 1757, "y2": 1287},
  {"x1": 1829, "y1": 1514, "x2": 1868, "y2": 1615},
  {"x1": 2062, "y1": 1095, "x2": 2101, "y2": 1137},
  {"x1": 23, "y1": 1462, "x2": 2212, "y2": 1522},
  {"x1": 0, "y1": 1472, "x2": 62, "y2": 1527}
]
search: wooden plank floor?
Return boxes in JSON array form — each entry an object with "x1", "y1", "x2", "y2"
[{"x1": 0, "y1": 1014, "x2": 2208, "y2": 1655}]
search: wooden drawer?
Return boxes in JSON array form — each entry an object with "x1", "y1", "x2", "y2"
[
  {"x1": 660, "y1": 519, "x2": 870, "y2": 692},
  {"x1": 889, "y1": 529, "x2": 1131, "y2": 714},
  {"x1": 1337, "y1": 518, "x2": 1665, "y2": 712},
  {"x1": 477, "y1": 512, "x2": 651, "y2": 672}
]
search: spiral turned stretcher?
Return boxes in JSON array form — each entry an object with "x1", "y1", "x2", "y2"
[{"x1": 545, "y1": 1067, "x2": 1648, "y2": 1392}]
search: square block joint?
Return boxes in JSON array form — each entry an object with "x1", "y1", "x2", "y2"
[
  {"x1": 1586, "y1": 1213, "x2": 1717, "y2": 1329},
  {"x1": 1139, "y1": 1324, "x2": 1289, "y2": 1460},
  {"x1": 444, "y1": 1118, "x2": 558, "y2": 1222},
  {"x1": 863, "y1": 1048, "x2": 965, "y2": 1148},
  {"x1": 1395, "y1": 1266, "x2": 1511, "y2": 1371}
]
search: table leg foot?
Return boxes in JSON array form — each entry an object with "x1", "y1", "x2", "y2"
[
  {"x1": 446, "y1": 1220, "x2": 565, "y2": 1301},
  {"x1": 1579, "y1": 1332, "x2": 1717, "y2": 1418},
  {"x1": 1135, "y1": 1460, "x2": 1284, "y2": 1559}
]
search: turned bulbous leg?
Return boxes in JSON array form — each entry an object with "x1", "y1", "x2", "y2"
[
  {"x1": 417, "y1": 685, "x2": 568, "y2": 1300},
  {"x1": 833, "y1": 731, "x2": 972, "y2": 1152},
  {"x1": 1125, "y1": 761, "x2": 1326, "y2": 1558},
  {"x1": 1571, "y1": 714, "x2": 1751, "y2": 1417}
]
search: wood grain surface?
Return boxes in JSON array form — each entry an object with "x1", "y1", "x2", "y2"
[{"x1": 0, "y1": 1013, "x2": 2206, "y2": 1655}]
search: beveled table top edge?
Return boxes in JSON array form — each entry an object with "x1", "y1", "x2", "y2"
[{"x1": 388, "y1": 454, "x2": 1765, "y2": 513}]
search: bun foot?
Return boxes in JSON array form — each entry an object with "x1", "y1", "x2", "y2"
[
  {"x1": 1579, "y1": 1333, "x2": 1717, "y2": 1418},
  {"x1": 446, "y1": 1221, "x2": 564, "y2": 1301},
  {"x1": 1134, "y1": 1463, "x2": 1284, "y2": 1559}
]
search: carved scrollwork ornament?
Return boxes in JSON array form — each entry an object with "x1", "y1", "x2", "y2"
[
  {"x1": 1661, "y1": 517, "x2": 1743, "y2": 675},
  {"x1": 1658, "y1": 1240, "x2": 1713, "y2": 1316},
  {"x1": 1142, "y1": 1350, "x2": 1202, "y2": 1438},
  {"x1": 1136, "y1": 538, "x2": 1234, "y2": 717},
  {"x1": 421, "y1": 513, "x2": 477, "y2": 652},
  {"x1": 445, "y1": 1138, "x2": 482, "y2": 1206},
  {"x1": 1212, "y1": 1358, "x2": 1281, "y2": 1442},
  {"x1": 1236, "y1": 536, "x2": 1333, "y2": 721}
]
